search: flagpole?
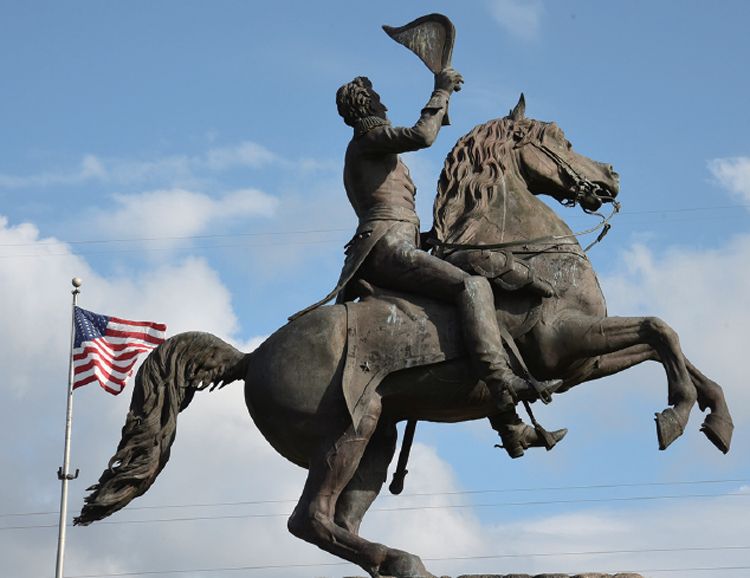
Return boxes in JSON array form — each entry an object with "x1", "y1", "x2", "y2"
[{"x1": 55, "y1": 277, "x2": 82, "y2": 578}]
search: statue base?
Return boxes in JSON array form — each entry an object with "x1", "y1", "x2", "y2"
[
  {"x1": 454, "y1": 574, "x2": 646, "y2": 578},
  {"x1": 343, "y1": 574, "x2": 646, "y2": 578}
]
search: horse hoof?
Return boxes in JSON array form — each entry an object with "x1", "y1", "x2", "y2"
[
  {"x1": 701, "y1": 412, "x2": 733, "y2": 454},
  {"x1": 655, "y1": 408, "x2": 685, "y2": 450},
  {"x1": 378, "y1": 549, "x2": 434, "y2": 578}
]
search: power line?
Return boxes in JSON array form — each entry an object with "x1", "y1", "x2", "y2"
[
  {"x1": 0, "y1": 237, "x2": 348, "y2": 259},
  {"x1": 5, "y1": 478, "x2": 749, "y2": 519},
  {"x1": 0, "y1": 228, "x2": 353, "y2": 248},
  {"x1": 2, "y1": 217, "x2": 748, "y2": 258},
  {"x1": 33, "y1": 546, "x2": 750, "y2": 577},
  {"x1": 5, "y1": 490, "x2": 749, "y2": 532},
  {"x1": 1, "y1": 203, "x2": 748, "y2": 252}
]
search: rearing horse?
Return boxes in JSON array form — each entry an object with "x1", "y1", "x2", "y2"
[
  {"x1": 74, "y1": 97, "x2": 733, "y2": 578},
  {"x1": 433, "y1": 95, "x2": 732, "y2": 456}
]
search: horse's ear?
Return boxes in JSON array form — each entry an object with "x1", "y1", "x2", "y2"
[{"x1": 509, "y1": 93, "x2": 526, "y2": 121}]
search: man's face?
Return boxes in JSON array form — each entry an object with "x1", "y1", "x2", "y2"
[{"x1": 367, "y1": 88, "x2": 388, "y2": 120}]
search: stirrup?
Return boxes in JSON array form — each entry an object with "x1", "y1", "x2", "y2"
[
  {"x1": 494, "y1": 377, "x2": 563, "y2": 411},
  {"x1": 531, "y1": 377, "x2": 563, "y2": 404}
]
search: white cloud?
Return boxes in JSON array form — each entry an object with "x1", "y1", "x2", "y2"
[
  {"x1": 489, "y1": 0, "x2": 545, "y2": 41},
  {"x1": 0, "y1": 215, "x2": 244, "y2": 397},
  {"x1": 205, "y1": 141, "x2": 279, "y2": 170},
  {"x1": 600, "y1": 235, "x2": 750, "y2": 422},
  {"x1": 0, "y1": 153, "x2": 194, "y2": 189},
  {"x1": 366, "y1": 443, "x2": 485, "y2": 563},
  {"x1": 0, "y1": 141, "x2": 280, "y2": 189},
  {"x1": 5, "y1": 209, "x2": 750, "y2": 578},
  {"x1": 92, "y1": 187, "x2": 278, "y2": 246},
  {"x1": 708, "y1": 156, "x2": 750, "y2": 202},
  {"x1": 471, "y1": 494, "x2": 750, "y2": 576},
  {"x1": 0, "y1": 155, "x2": 108, "y2": 188},
  {"x1": 331, "y1": 441, "x2": 750, "y2": 578},
  {"x1": 0, "y1": 213, "x2": 281, "y2": 577},
  {"x1": 104, "y1": 154, "x2": 195, "y2": 186},
  {"x1": 79, "y1": 154, "x2": 108, "y2": 179}
]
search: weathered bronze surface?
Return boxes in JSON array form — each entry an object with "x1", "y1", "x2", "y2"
[
  {"x1": 74, "y1": 14, "x2": 731, "y2": 578},
  {"x1": 340, "y1": 574, "x2": 646, "y2": 578},
  {"x1": 454, "y1": 574, "x2": 645, "y2": 578}
]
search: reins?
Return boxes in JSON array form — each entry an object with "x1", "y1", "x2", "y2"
[
  {"x1": 428, "y1": 196, "x2": 621, "y2": 254},
  {"x1": 430, "y1": 119, "x2": 621, "y2": 255}
]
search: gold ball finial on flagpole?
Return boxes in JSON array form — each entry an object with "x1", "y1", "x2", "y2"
[{"x1": 72, "y1": 277, "x2": 83, "y2": 288}]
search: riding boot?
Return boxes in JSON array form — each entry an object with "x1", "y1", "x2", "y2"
[
  {"x1": 490, "y1": 410, "x2": 568, "y2": 459},
  {"x1": 458, "y1": 277, "x2": 564, "y2": 458},
  {"x1": 457, "y1": 276, "x2": 554, "y2": 406}
]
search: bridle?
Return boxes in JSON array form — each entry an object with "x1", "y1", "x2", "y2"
[
  {"x1": 429, "y1": 128, "x2": 621, "y2": 254},
  {"x1": 515, "y1": 125, "x2": 619, "y2": 212}
]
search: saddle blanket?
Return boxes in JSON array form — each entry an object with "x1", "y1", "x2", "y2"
[{"x1": 342, "y1": 285, "x2": 542, "y2": 431}]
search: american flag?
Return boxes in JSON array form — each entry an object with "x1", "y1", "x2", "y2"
[{"x1": 72, "y1": 306, "x2": 166, "y2": 395}]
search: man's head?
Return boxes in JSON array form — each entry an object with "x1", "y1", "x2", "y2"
[{"x1": 336, "y1": 76, "x2": 388, "y2": 127}]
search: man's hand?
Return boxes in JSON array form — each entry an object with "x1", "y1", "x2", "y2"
[{"x1": 435, "y1": 66, "x2": 464, "y2": 94}]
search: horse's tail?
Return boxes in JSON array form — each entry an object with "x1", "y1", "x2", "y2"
[{"x1": 73, "y1": 331, "x2": 250, "y2": 526}]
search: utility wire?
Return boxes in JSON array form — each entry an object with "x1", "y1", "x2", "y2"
[
  {"x1": 2, "y1": 210, "x2": 748, "y2": 258},
  {"x1": 4, "y1": 478, "x2": 749, "y2": 519},
  {"x1": 4, "y1": 490, "x2": 749, "y2": 532},
  {"x1": 1, "y1": 214, "x2": 748, "y2": 258},
  {"x1": 32, "y1": 546, "x2": 750, "y2": 577},
  {"x1": 0, "y1": 237, "x2": 348, "y2": 259},
  {"x1": 1, "y1": 203, "x2": 748, "y2": 250},
  {"x1": 0, "y1": 228, "x2": 353, "y2": 248}
]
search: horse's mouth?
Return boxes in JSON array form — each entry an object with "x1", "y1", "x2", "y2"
[
  {"x1": 581, "y1": 192, "x2": 604, "y2": 212},
  {"x1": 586, "y1": 165, "x2": 620, "y2": 208},
  {"x1": 580, "y1": 181, "x2": 619, "y2": 212}
]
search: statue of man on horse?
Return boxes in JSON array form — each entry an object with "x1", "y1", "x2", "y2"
[
  {"x1": 292, "y1": 16, "x2": 565, "y2": 459},
  {"x1": 75, "y1": 14, "x2": 734, "y2": 578}
]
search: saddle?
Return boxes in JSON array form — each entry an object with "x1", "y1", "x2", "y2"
[{"x1": 342, "y1": 281, "x2": 542, "y2": 431}]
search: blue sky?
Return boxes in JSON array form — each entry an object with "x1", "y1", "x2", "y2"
[{"x1": 2, "y1": 2, "x2": 750, "y2": 577}]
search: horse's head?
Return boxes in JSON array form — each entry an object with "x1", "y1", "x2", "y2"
[
  {"x1": 508, "y1": 95, "x2": 620, "y2": 212},
  {"x1": 434, "y1": 95, "x2": 621, "y2": 248}
]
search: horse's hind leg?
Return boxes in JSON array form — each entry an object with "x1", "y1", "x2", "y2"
[
  {"x1": 335, "y1": 420, "x2": 398, "y2": 536},
  {"x1": 540, "y1": 315, "x2": 697, "y2": 450},
  {"x1": 287, "y1": 399, "x2": 432, "y2": 578},
  {"x1": 576, "y1": 344, "x2": 732, "y2": 453}
]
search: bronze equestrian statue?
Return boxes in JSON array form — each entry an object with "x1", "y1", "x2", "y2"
[
  {"x1": 294, "y1": 69, "x2": 565, "y2": 459},
  {"x1": 74, "y1": 15, "x2": 733, "y2": 578}
]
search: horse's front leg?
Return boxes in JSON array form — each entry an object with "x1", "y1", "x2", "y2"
[
  {"x1": 571, "y1": 343, "x2": 732, "y2": 453},
  {"x1": 683, "y1": 359, "x2": 733, "y2": 453},
  {"x1": 531, "y1": 315, "x2": 697, "y2": 450}
]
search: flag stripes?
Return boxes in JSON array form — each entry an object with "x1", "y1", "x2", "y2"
[{"x1": 72, "y1": 307, "x2": 166, "y2": 395}]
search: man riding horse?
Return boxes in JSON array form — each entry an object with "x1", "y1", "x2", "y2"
[
  {"x1": 75, "y1": 15, "x2": 733, "y2": 578},
  {"x1": 297, "y1": 68, "x2": 566, "y2": 458}
]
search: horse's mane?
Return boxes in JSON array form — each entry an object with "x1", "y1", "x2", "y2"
[{"x1": 433, "y1": 116, "x2": 549, "y2": 244}]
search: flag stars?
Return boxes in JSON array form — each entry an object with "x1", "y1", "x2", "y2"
[{"x1": 74, "y1": 307, "x2": 109, "y2": 348}]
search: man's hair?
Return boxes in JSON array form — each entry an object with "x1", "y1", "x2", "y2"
[{"x1": 336, "y1": 76, "x2": 374, "y2": 127}]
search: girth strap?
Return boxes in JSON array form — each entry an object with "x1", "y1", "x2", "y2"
[{"x1": 496, "y1": 322, "x2": 552, "y2": 405}]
